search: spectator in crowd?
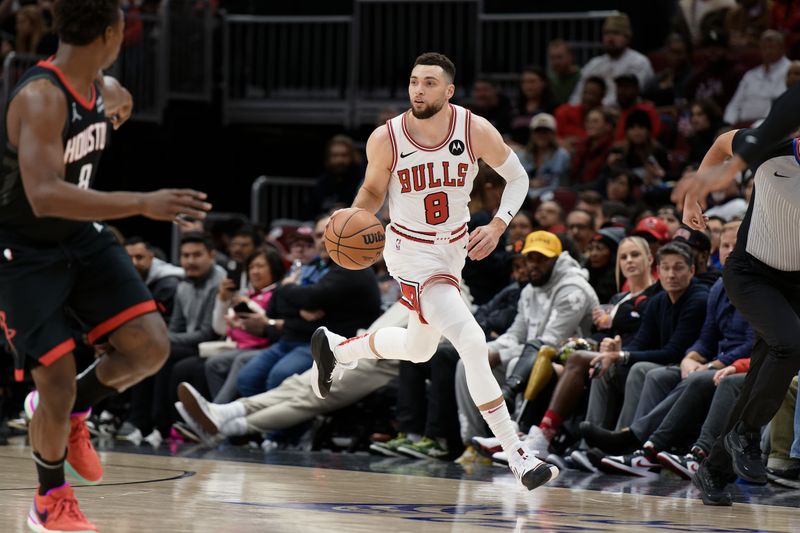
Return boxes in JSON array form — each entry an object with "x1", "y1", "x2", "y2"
[
  {"x1": 468, "y1": 78, "x2": 513, "y2": 136},
  {"x1": 706, "y1": 216, "x2": 725, "y2": 269},
  {"x1": 566, "y1": 209, "x2": 596, "y2": 258},
  {"x1": 463, "y1": 171, "x2": 512, "y2": 305},
  {"x1": 686, "y1": 31, "x2": 742, "y2": 111},
  {"x1": 675, "y1": 0, "x2": 736, "y2": 44},
  {"x1": 613, "y1": 74, "x2": 662, "y2": 142},
  {"x1": 766, "y1": 374, "x2": 800, "y2": 487},
  {"x1": 582, "y1": 242, "x2": 708, "y2": 432},
  {"x1": 235, "y1": 214, "x2": 382, "y2": 397},
  {"x1": 534, "y1": 201, "x2": 566, "y2": 234},
  {"x1": 569, "y1": 108, "x2": 615, "y2": 187},
  {"x1": 570, "y1": 14, "x2": 654, "y2": 107},
  {"x1": 483, "y1": 236, "x2": 661, "y2": 460},
  {"x1": 284, "y1": 226, "x2": 317, "y2": 265},
  {"x1": 510, "y1": 66, "x2": 555, "y2": 145},
  {"x1": 724, "y1": 0, "x2": 770, "y2": 51},
  {"x1": 224, "y1": 225, "x2": 260, "y2": 290},
  {"x1": 555, "y1": 76, "x2": 606, "y2": 150},
  {"x1": 14, "y1": 5, "x2": 44, "y2": 54},
  {"x1": 517, "y1": 113, "x2": 571, "y2": 198},
  {"x1": 609, "y1": 111, "x2": 670, "y2": 191},
  {"x1": 204, "y1": 246, "x2": 287, "y2": 404},
  {"x1": 787, "y1": 60, "x2": 800, "y2": 89},
  {"x1": 119, "y1": 232, "x2": 226, "y2": 446},
  {"x1": 590, "y1": 222, "x2": 752, "y2": 475},
  {"x1": 724, "y1": 30, "x2": 790, "y2": 125},
  {"x1": 771, "y1": 0, "x2": 800, "y2": 57},
  {"x1": 643, "y1": 33, "x2": 693, "y2": 110},
  {"x1": 602, "y1": 167, "x2": 638, "y2": 205},
  {"x1": 657, "y1": 205, "x2": 682, "y2": 238},
  {"x1": 587, "y1": 227, "x2": 624, "y2": 304},
  {"x1": 304, "y1": 135, "x2": 365, "y2": 218},
  {"x1": 547, "y1": 39, "x2": 581, "y2": 107},
  {"x1": 575, "y1": 190, "x2": 606, "y2": 230},
  {"x1": 124, "y1": 236, "x2": 184, "y2": 320},
  {"x1": 633, "y1": 215, "x2": 671, "y2": 261},
  {"x1": 681, "y1": 98, "x2": 727, "y2": 168},
  {"x1": 657, "y1": 358, "x2": 750, "y2": 478},
  {"x1": 175, "y1": 302, "x2": 409, "y2": 449},
  {"x1": 505, "y1": 211, "x2": 535, "y2": 254},
  {"x1": 454, "y1": 231, "x2": 598, "y2": 446},
  {"x1": 673, "y1": 226, "x2": 721, "y2": 287}
]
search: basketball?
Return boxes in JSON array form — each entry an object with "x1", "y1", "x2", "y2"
[{"x1": 324, "y1": 208, "x2": 385, "y2": 270}]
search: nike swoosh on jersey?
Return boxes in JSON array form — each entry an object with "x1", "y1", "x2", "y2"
[
  {"x1": 400, "y1": 151, "x2": 417, "y2": 158},
  {"x1": 774, "y1": 171, "x2": 793, "y2": 178}
]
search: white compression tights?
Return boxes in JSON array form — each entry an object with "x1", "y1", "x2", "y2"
[{"x1": 333, "y1": 282, "x2": 503, "y2": 407}]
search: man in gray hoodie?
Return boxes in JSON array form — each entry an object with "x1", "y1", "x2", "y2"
[
  {"x1": 455, "y1": 231, "x2": 599, "y2": 444},
  {"x1": 124, "y1": 236, "x2": 184, "y2": 319}
]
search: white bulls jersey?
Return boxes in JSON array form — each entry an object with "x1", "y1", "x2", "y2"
[{"x1": 385, "y1": 104, "x2": 479, "y2": 233}]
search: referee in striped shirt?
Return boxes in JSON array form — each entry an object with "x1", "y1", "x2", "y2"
[{"x1": 673, "y1": 84, "x2": 800, "y2": 506}]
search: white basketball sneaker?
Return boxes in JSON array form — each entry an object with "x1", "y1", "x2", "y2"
[
  {"x1": 507, "y1": 444, "x2": 560, "y2": 490},
  {"x1": 310, "y1": 327, "x2": 356, "y2": 399}
]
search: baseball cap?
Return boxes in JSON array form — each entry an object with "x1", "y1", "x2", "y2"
[
  {"x1": 521, "y1": 231, "x2": 562, "y2": 258},
  {"x1": 529, "y1": 113, "x2": 557, "y2": 131},
  {"x1": 286, "y1": 225, "x2": 314, "y2": 246},
  {"x1": 633, "y1": 216, "x2": 670, "y2": 243},
  {"x1": 603, "y1": 13, "x2": 632, "y2": 37},
  {"x1": 673, "y1": 225, "x2": 711, "y2": 252},
  {"x1": 593, "y1": 227, "x2": 625, "y2": 252}
]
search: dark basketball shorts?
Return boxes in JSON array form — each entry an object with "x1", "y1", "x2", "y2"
[{"x1": 0, "y1": 224, "x2": 156, "y2": 381}]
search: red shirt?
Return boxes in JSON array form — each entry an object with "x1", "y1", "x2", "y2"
[
  {"x1": 570, "y1": 133, "x2": 614, "y2": 185},
  {"x1": 615, "y1": 102, "x2": 662, "y2": 142},
  {"x1": 555, "y1": 103, "x2": 589, "y2": 140}
]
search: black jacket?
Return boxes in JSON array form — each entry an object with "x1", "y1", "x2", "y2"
[
  {"x1": 474, "y1": 280, "x2": 524, "y2": 339},
  {"x1": 268, "y1": 261, "x2": 382, "y2": 342},
  {"x1": 626, "y1": 278, "x2": 709, "y2": 366}
]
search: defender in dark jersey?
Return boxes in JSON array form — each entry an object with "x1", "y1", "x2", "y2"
[
  {"x1": 674, "y1": 127, "x2": 800, "y2": 506},
  {"x1": 0, "y1": 2, "x2": 211, "y2": 531}
]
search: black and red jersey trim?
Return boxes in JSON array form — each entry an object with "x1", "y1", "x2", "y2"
[
  {"x1": 465, "y1": 110, "x2": 476, "y2": 163},
  {"x1": 401, "y1": 104, "x2": 457, "y2": 152},
  {"x1": 386, "y1": 120, "x2": 398, "y2": 173},
  {"x1": 37, "y1": 59, "x2": 97, "y2": 111}
]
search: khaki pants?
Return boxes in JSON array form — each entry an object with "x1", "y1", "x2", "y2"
[{"x1": 769, "y1": 376, "x2": 798, "y2": 467}]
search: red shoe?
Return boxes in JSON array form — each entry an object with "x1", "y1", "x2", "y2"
[
  {"x1": 27, "y1": 483, "x2": 98, "y2": 532},
  {"x1": 66, "y1": 411, "x2": 103, "y2": 485}
]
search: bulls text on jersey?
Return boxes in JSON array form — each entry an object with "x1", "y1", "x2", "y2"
[{"x1": 396, "y1": 161, "x2": 468, "y2": 194}]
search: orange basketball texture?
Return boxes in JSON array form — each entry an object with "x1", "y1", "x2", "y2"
[{"x1": 324, "y1": 208, "x2": 385, "y2": 270}]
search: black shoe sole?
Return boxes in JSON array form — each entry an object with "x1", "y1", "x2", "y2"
[
  {"x1": 723, "y1": 430, "x2": 768, "y2": 485},
  {"x1": 310, "y1": 327, "x2": 334, "y2": 400},
  {"x1": 521, "y1": 463, "x2": 559, "y2": 490},
  {"x1": 692, "y1": 469, "x2": 732, "y2": 506}
]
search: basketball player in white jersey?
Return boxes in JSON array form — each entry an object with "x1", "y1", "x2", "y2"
[{"x1": 310, "y1": 52, "x2": 559, "y2": 489}]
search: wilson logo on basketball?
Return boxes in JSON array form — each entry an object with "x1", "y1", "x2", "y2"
[{"x1": 362, "y1": 232, "x2": 385, "y2": 245}]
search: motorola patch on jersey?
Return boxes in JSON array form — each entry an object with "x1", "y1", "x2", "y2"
[{"x1": 448, "y1": 140, "x2": 464, "y2": 156}]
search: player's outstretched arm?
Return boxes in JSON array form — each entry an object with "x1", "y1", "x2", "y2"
[
  {"x1": 98, "y1": 74, "x2": 133, "y2": 130},
  {"x1": 350, "y1": 125, "x2": 392, "y2": 214},
  {"x1": 12, "y1": 80, "x2": 211, "y2": 223},
  {"x1": 467, "y1": 115, "x2": 528, "y2": 260}
]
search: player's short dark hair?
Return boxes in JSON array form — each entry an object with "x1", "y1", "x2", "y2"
[
  {"x1": 123, "y1": 236, "x2": 151, "y2": 249},
  {"x1": 656, "y1": 241, "x2": 694, "y2": 268},
  {"x1": 413, "y1": 52, "x2": 456, "y2": 82},
  {"x1": 53, "y1": 0, "x2": 121, "y2": 46},
  {"x1": 179, "y1": 232, "x2": 215, "y2": 252}
]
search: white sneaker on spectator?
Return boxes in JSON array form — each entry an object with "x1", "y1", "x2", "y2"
[
  {"x1": 526, "y1": 425, "x2": 551, "y2": 455},
  {"x1": 507, "y1": 445, "x2": 560, "y2": 490},
  {"x1": 144, "y1": 428, "x2": 163, "y2": 448},
  {"x1": 177, "y1": 382, "x2": 225, "y2": 435},
  {"x1": 175, "y1": 402, "x2": 222, "y2": 448},
  {"x1": 471, "y1": 436, "x2": 502, "y2": 458}
]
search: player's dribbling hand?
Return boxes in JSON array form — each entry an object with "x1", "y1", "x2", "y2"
[
  {"x1": 468, "y1": 218, "x2": 505, "y2": 261},
  {"x1": 141, "y1": 189, "x2": 212, "y2": 223}
]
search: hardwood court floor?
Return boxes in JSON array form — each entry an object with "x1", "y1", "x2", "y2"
[{"x1": 1, "y1": 440, "x2": 799, "y2": 532}]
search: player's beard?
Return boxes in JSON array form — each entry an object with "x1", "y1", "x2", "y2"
[{"x1": 411, "y1": 99, "x2": 445, "y2": 119}]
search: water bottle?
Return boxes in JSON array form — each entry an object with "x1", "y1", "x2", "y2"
[{"x1": 289, "y1": 259, "x2": 303, "y2": 281}]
